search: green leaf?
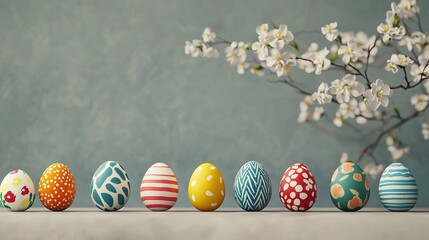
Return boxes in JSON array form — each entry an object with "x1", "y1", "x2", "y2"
[
  {"x1": 393, "y1": 13, "x2": 400, "y2": 28},
  {"x1": 335, "y1": 36, "x2": 342, "y2": 45},
  {"x1": 394, "y1": 106, "x2": 402, "y2": 119},
  {"x1": 29, "y1": 193, "x2": 34, "y2": 207},
  {"x1": 289, "y1": 41, "x2": 300, "y2": 53},
  {"x1": 330, "y1": 51, "x2": 338, "y2": 61}
]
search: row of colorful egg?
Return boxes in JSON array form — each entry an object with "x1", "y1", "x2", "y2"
[{"x1": 0, "y1": 161, "x2": 418, "y2": 212}]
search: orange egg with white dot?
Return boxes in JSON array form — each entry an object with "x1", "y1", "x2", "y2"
[{"x1": 38, "y1": 163, "x2": 76, "y2": 211}]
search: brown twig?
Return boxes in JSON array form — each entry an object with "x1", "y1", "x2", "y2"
[
  {"x1": 390, "y1": 61, "x2": 429, "y2": 90},
  {"x1": 364, "y1": 35, "x2": 379, "y2": 86},
  {"x1": 357, "y1": 106, "x2": 427, "y2": 162}
]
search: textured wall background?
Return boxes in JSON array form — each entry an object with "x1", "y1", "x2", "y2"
[{"x1": 0, "y1": 0, "x2": 428, "y2": 208}]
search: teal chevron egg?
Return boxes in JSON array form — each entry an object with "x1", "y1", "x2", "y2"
[
  {"x1": 233, "y1": 161, "x2": 272, "y2": 211},
  {"x1": 379, "y1": 163, "x2": 418, "y2": 212},
  {"x1": 90, "y1": 161, "x2": 131, "y2": 211}
]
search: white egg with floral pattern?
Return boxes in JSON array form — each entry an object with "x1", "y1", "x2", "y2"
[{"x1": 0, "y1": 169, "x2": 36, "y2": 211}]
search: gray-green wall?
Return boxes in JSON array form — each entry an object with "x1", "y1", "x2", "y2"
[{"x1": 0, "y1": 0, "x2": 428, "y2": 208}]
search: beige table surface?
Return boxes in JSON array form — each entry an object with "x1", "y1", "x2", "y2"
[{"x1": 0, "y1": 208, "x2": 428, "y2": 240}]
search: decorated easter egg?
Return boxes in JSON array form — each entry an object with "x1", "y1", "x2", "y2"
[
  {"x1": 0, "y1": 169, "x2": 36, "y2": 211},
  {"x1": 234, "y1": 161, "x2": 272, "y2": 211},
  {"x1": 188, "y1": 163, "x2": 225, "y2": 211},
  {"x1": 330, "y1": 162, "x2": 370, "y2": 212},
  {"x1": 279, "y1": 163, "x2": 317, "y2": 211},
  {"x1": 140, "y1": 162, "x2": 178, "y2": 211},
  {"x1": 90, "y1": 161, "x2": 130, "y2": 211},
  {"x1": 38, "y1": 163, "x2": 76, "y2": 211},
  {"x1": 379, "y1": 163, "x2": 418, "y2": 212}
]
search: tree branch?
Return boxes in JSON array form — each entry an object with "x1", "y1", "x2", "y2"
[
  {"x1": 357, "y1": 106, "x2": 427, "y2": 162},
  {"x1": 364, "y1": 35, "x2": 379, "y2": 85}
]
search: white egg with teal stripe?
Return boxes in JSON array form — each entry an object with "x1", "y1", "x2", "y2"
[
  {"x1": 379, "y1": 163, "x2": 418, "y2": 212},
  {"x1": 90, "y1": 161, "x2": 131, "y2": 211}
]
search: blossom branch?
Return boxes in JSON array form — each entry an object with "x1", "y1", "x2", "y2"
[{"x1": 185, "y1": 0, "x2": 428, "y2": 177}]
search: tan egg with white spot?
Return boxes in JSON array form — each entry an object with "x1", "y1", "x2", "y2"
[{"x1": 188, "y1": 163, "x2": 225, "y2": 211}]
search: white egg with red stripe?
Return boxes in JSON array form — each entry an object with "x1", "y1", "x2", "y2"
[{"x1": 140, "y1": 163, "x2": 179, "y2": 211}]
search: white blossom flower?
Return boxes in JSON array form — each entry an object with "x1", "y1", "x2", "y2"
[
  {"x1": 363, "y1": 79, "x2": 391, "y2": 111},
  {"x1": 339, "y1": 99, "x2": 360, "y2": 119},
  {"x1": 339, "y1": 31, "x2": 355, "y2": 44},
  {"x1": 411, "y1": 94, "x2": 429, "y2": 111},
  {"x1": 397, "y1": 32, "x2": 426, "y2": 52},
  {"x1": 225, "y1": 41, "x2": 246, "y2": 65},
  {"x1": 385, "y1": 2, "x2": 398, "y2": 26},
  {"x1": 266, "y1": 49, "x2": 296, "y2": 77},
  {"x1": 298, "y1": 96, "x2": 312, "y2": 123},
  {"x1": 202, "y1": 45, "x2": 219, "y2": 58},
  {"x1": 389, "y1": 54, "x2": 414, "y2": 66},
  {"x1": 256, "y1": 23, "x2": 269, "y2": 36},
  {"x1": 333, "y1": 111, "x2": 344, "y2": 127},
  {"x1": 300, "y1": 96, "x2": 313, "y2": 112},
  {"x1": 297, "y1": 44, "x2": 330, "y2": 75},
  {"x1": 329, "y1": 74, "x2": 365, "y2": 103},
  {"x1": 364, "y1": 162, "x2": 384, "y2": 179},
  {"x1": 424, "y1": 77, "x2": 429, "y2": 94},
  {"x1": 410, "y1": 63, "x2": 429, "y2": 82},
  {"x1": 386, "y1": 54, "x2": 413, "y2": 73},
  {"x1": 236, "y1": 61, "x2": 250, "y2": 75},
  {"x1": 266, "y1": 24, "x2": 294, "y2": 49},
  {"x1": 312, "y1": 107, "x2": 324, "y2": 121},
  {"x1": 355, "y1": 32, "x2": 373, "y2": 49},
  {"x1": 388, "y1": 145, "x2": 409, "y2": 161},
  {"x1": 226, "y1": 42, "x2": 250, "y2": 74},
  {"x1": 185, "y1": 40, "x2": 204, "y2": 57},
  {"x1": 377, "y1": 3, "x2": 406, "y2": 42},
  {"x1": 237, "y1": 41, "x2": 251, "y2": 53},
  {"x1": 340, "y1": 152, "x2": 349, "y2": 163},
  {"x1": 399, "y1": 36, "x2": 414, "y2": 52},
  {"x1": 297, "y1": 111, "x2": 310, "y2": 123},
  {"x1": 313, "y1": 48, "x2": 331, "y2": 75},
  {"x1": 202, "y1": 27, "x2": 216, "y2": 43},
  {"x1": 330, "y1": 44, "x2": 339, "y2": 55},
  {"x1": 385, "y1": 134, "x2": 410, "y2": 160},
  {"x1": 386, "y1": 61, "x2": 398, "y2": 73},
  {"x1": 252, "y1": 35, "x2": 269, "y2": 60},
  {"x1": 377, "y1": 23, "x2": 392, "y2": 42},
  {"x1": 338, "y1": 41, "x2": 361, "y2": 64},
  {"x1": 422, "y1": 123, "x2": 429, "y2": 140},
  {"x1": 355, "y1": 33, "x2": 378, "y2": 64},
  {"x1": 321, "y1": 22, "x2": 339, "y2": 42},
  {"x1": 396, "y1": 0, "x2": 419, "y2": 19},
  {"x1": 250, "y1": 65, "x2": 264, "y2": 76},
  {"x1": 390, "y1": 26, "x2": 406, "y2": 40},
  {"x1": 356, "y1": 101, "x2": 374, "y2": 124},
  {"x1": 298, "y1": 43, "x2": 319, "y2": 73},
  {"x1": 312, "y1": 82, "x2": 332, "y2": 104}
]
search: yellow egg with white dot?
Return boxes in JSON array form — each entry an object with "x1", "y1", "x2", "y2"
[{"x1": 188, "y1": 163, "x2": 225, "y2": 211}]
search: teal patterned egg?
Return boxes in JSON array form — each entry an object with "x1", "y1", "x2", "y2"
[
  {"x1": 379, "y1": 163, "x2": 418, "y2": 212},
  {"x1": 233, "y1": 161, "x2": 272, "y2": 211},
  {"x1": 90, "y1": 161, "x2": 131, "y2": 211},
  {"x1": 330, "y1": 162, "x2": 370, "y2": 212}
]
